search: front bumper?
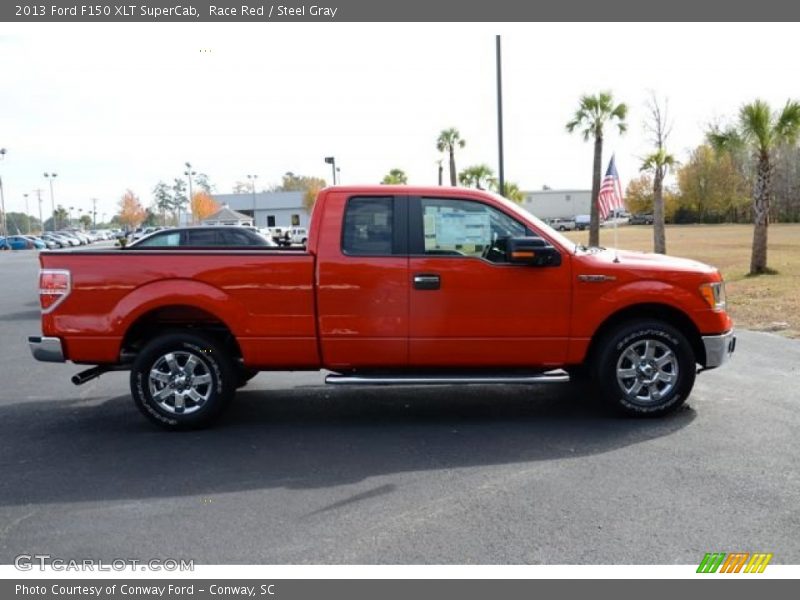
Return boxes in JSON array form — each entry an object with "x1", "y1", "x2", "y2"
[
  {"x1": 28, "y1": 336, "x2": 66, "y2": 362},
  {"x1": 701, "y1": 329, "x2": 736, "y2": 369}
]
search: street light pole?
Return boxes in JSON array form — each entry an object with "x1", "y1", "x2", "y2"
[
  {"x1": 0, "y1": 148, "x2": 7, "y2": 238},
  {"x1": 44, "y1": 172, "x2": 57, "y2": 231},
  {"x1": 184, "y1": 162, "x2": 196, "y2": 225},
  {"x1": 247, "y1": 174, "x2": 258, "y2": 226},
  {"x1": 35, "y1": 189, "x2": 43, "y2": 234},
  {"x1": 324, "y1": 156, "x2": 337, "y2": 185}
]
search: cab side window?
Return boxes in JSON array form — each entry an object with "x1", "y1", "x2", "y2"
[
  {"x1": 342, "y1": 197, "x2": 394, "y2": 256},
  {"x1": 420, "y1": 198, "x2": 528, "y2": 262}
]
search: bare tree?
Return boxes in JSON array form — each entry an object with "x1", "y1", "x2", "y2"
[{"x1": 641, "y1": 94, "x2": 676, "y2": 254}]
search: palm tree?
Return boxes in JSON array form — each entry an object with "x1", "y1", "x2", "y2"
[
  {"x1": 381, "y1": 168, "x2": 408, "y2": 185},
  {"x1": 53, "y1": 205, "x2": 68, "y2": 230},
  {"x1": 502, "y1": 181, "x2": 525, "y2": 204},
  {"x1": 458, "y1": 164, "x2": 496, "y2": 190},
  {"x1": 436, "y1": 128, "x2": 466, "y2": 186},
  {"x1": 566, "y1": 92, "x2": 628, "y2": 247},
  {"x1": 708, "y1": 99, "x2": 800, "y2": 274},
  {"x1": 641, "y1": 149, "x2": 677, "y2": 254}
]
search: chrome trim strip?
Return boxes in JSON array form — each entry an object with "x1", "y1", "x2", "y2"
[
  {"x1": 325, "y1": 372, "x2": 570, "y2": 385},
  {"x1": 28, "y1": 336, "x2": 66, "y2": 363},
  {"x1": 701, "y1": 330, "x2": 736, "y2": 369}
]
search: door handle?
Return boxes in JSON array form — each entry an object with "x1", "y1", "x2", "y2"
[{"x1": 413, "y1": 273, "x2": 440, "y2": 290}]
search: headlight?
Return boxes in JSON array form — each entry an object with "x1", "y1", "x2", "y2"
[{"x1": 699, "y1": 281, "x2": 727, "y2": 312}]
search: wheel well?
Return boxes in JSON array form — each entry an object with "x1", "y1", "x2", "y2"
[
  {"x1": 584, "y1": 303, "x2": 705, "y2": 367},
  {"x1": 121, "y1": 305, "x2": 242, "y2": 361}
]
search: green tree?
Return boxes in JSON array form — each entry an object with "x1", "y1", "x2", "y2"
[
  {"x1": 171, "y1": 178, "x2": 188, "y2": 225},
  {"x1": 194, "y1": 173, "x2": 213, "y2": 193},
  {"x1": 625, "y1": 174, "x2": 654, "y2": 215},
  {"x1": 675, "y1": 145, "x2": 749, "y2": 223},
  {"x1": 566, "y1": 91, "x2": 628, "y2": 247},
  {"x1": 458, "y1": 164, "x2": 496, "y2": 190},
  {"x1": 436, "y1": 128, "x2": 466, "y2": 186},
  {"x1": 3, "y1": 212, "x2": 40, "y2": 235},
  {"x1": 53, "y1": 205, "x2": 68, "y2": 230},
  {"x1": 79, "y1": 214, "x2": 92, "y2": 229},
  {"x1": 502, "y1": 181, "x2": 524, "y2": 204},
  {"x1": 708, "y1": 99, "x2": 800, "y2": 274},
  {"x1": 152, "y1": 181, "x2": 172, "y2": 226},
  {"x1": 381, "y1": 169, "x2": 408, "y2": 184},
  {"x1": 274, "y1": 172, "x2": 327, "y2": 213}
]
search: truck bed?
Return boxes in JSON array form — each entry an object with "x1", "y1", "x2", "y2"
[{"x1": 39, "y1": 249, "x2": 320, "y2": 368}]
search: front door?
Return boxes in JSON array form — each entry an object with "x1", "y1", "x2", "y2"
[{"x1": 408, "y1": 196, "x2": 572, "y2": 368}]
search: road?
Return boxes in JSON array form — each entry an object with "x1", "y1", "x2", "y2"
[{"x1": 0, "y1": 249, "x2": 798, "y2": 564}]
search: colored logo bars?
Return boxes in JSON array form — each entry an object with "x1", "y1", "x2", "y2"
[{"x1": 697, "y1": 552, "x2": 773, "y2": 573}]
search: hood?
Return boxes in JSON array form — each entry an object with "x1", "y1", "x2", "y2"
[{"x1": 578, "y1": 248, "x2": 718, "y2": 275}]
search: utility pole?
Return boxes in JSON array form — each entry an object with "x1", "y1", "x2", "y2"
[
  {"x1": 495, "y1": 35, "x2": 505, "y2": 197},
  {"x1": 92, "y1": 198, "x2": 97, "y2": 227}
]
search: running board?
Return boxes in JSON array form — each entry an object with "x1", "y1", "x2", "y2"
[{"x1": 325, "y1": 371, "x2": 570, "y2": 385}]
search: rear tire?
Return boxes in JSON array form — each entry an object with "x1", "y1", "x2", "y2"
[
  {"x1": 130, "y1": 332, "x2": 235, "y2": 430},
  {"x1": 595, "y1": 320, "x2": 696, "y2": 416}
]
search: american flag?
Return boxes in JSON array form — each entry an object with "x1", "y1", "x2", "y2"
[{"x1": 597, "y1": 155, "x2": 624, "y2": 220}]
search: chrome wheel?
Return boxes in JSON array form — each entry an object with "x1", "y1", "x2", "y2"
[
  {"x1": 148, "y1": 351, "x2": 213, "y2": 415},
  {"x1": 615, "y1": 338, "x2": 679, "y2": 405}
]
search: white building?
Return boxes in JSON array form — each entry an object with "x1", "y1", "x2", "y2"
[
  {"x1": 521, "y1": 189, "x2": 591, "y2": 220},
  {"x1": 213, "y1": 192, "x2": 308, "y2": 229},
  {"x1": 201, "y1": 205, "x2": 254, "y2": 227}
]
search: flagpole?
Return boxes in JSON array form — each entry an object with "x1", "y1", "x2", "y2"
[{"x1": 613, "y1": 213, "x2": 620, "y2": 263}]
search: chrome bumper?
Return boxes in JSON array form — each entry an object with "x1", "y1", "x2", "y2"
[
  {"x1": 28, "y1": 336, "x2": 66, "y2": 362},
  {"x1": 702, "y1": 330, "x2": 736, "y2": 369}
]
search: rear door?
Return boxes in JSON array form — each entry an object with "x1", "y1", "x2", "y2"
[
  {"x1": 316, "y1": 194, "x2": 409, "y2": 370},
  {"x1": 408, "y1": 195, "x2": 572, "y2": 368}
]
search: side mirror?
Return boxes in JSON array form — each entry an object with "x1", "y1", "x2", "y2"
[{"x1": 507, "y1": 237, "x2": 561, "y2": 267}]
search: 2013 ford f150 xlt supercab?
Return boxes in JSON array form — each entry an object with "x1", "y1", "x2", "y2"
[{"x1": 29, "y1": 186, "x2": 735, "y2": 429}]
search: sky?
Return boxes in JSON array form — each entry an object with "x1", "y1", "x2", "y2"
[{"x1": 1, "y1": 21, "x2": 798, "y2": 221}]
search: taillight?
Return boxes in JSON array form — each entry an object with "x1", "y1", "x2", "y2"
[{"x1": 39, "y1": 269, "x2": 71, "y2": 313}]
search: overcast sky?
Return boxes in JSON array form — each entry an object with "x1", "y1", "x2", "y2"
[{"x1": 0, "y1": 22, "x2": 797, "y2": 220}]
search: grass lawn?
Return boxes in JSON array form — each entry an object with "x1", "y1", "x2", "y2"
[{"x1": 563, "y1": 223, "x2": 800, "y2": 338}]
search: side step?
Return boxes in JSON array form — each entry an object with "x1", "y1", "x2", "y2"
[{"x1": 325, "y1": 370, "x2": 570, "y2": 385}]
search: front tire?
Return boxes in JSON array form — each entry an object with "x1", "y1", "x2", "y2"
[
  {"x1": 130, "y1": 332, "x2": 235, "y2": 430},
  {"x1": 595, "y1": 320, "x2": 696, "y2": 416}
]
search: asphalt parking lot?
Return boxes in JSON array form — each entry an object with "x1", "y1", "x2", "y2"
[{"x1": 0, "y1": 249, "x2": 798, "y2": 565}]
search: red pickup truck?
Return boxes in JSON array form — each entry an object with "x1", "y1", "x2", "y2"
[{"x1": 29, "y1": 186, "x2": 735, "y2": 429}]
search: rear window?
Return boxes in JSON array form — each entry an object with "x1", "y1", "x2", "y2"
[{"x1": 342, "y1": 197, "x2": 394, "y2": 256}]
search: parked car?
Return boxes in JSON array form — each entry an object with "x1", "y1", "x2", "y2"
[
  {"x1": 288, "y1": 227, "x2": 309, "y2": 245},
  {"x1": 266, "y1": 226, "x2": 290, "y2": 244},
  {"x1": 40, "y1": 234, "x2": 66, "y2": 249},
  {"x1": 128, "y1": 226, "x2": 281, "y2": 248},
  {"x1": 23, "y1": 236, "x2": 48, "y2": 250},
  {"x1": 30, "y1": 185, "x2": 735, "y2": 430},
  {"x1": 629, "y1": 213, "x2": 655, "y2": 225},
  {"x1": 548, "y1": 218, "x2": 576, "y2": 232},
  {"x1": 1, "y1": 235, "x2": 38, "y2": 250},
  {"x1": 575, "y1": 214, "x2": 591, "y2": 231}
]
